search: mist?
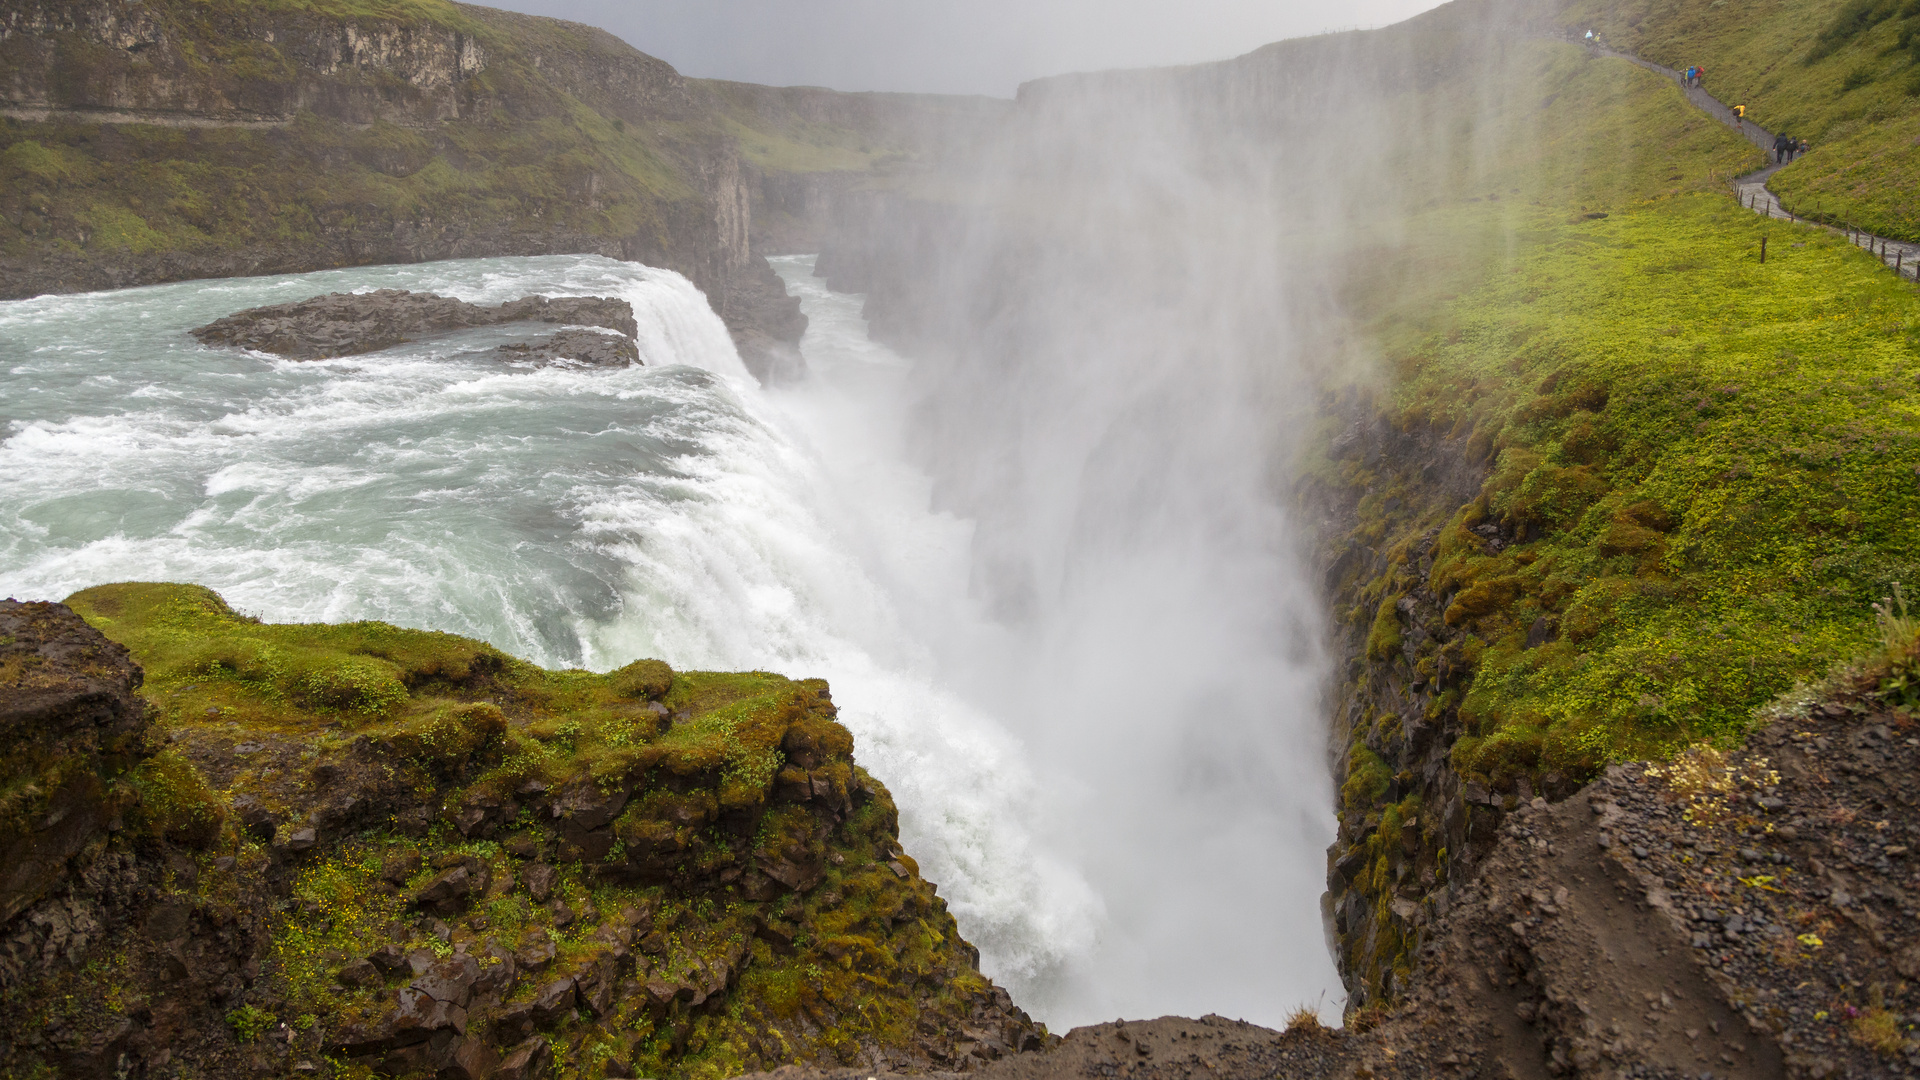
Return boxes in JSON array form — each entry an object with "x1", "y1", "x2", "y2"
[{"x1": 766, "y1": 0, "x2": 1567, "y2": 1025}]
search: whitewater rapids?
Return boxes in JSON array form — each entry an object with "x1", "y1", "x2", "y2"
[{"x1": 0, "y1": 253, "x2": 1338, "y2": 1026}]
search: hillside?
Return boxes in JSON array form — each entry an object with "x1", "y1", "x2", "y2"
[
  {"x1": 1555, "y1": 0, "x2": 1920, "y2": 240},
  {"x1": 0, "y1": 0, "x2": 983, "y2": 378},
  {"x1": 810, "y1": 0, "x2": 1920, "y2": 1042}
]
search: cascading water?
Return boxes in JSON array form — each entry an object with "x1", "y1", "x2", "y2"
[
  {"x1": 0, "y1": 252, "x2": 1097, "y2": 1011},
  {"x1": 0, "y1": 247, "x2": 1339, "y2": 1029}
]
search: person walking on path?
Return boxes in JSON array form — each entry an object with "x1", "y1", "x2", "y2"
[
  {"x1": 1693, "y1": 65, "x2": 1705, "y2": 88},
  {"x1": 1774, "y1": 133, "x2": 1789, "y2": 163},
  {"x1": 1733, "y1": 103, "x2": 1746, "y2": 129},
  {"x1": 1798, "y1": 138, "x2": 1810, "y2": 158}
]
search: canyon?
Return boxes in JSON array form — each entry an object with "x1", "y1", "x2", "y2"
[{"x1": 5, "y1": 0, "x2": 1920, "y2": 1076}]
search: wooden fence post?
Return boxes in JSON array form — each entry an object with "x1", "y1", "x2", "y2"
[{"x1": 1761, "y1": 235, "x2": 1768, "y2": 263}]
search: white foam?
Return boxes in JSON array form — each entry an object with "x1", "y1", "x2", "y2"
[{"x1": 0, "y1": 254, "x2": 1093, "y2": 1012}]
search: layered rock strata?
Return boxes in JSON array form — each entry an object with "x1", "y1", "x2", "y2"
[{"x1": 0, "y1": 0, "x2": 805, "y2": 381}]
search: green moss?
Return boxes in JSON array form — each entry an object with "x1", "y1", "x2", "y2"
[
  {"x1": 1341, "y1": 746, "x2": 1393, "y2": 810},
  {"x1": 1366, "y1": 594, "x2": 1404, "y2": 661},
  {"x1": 124, "y1": 747, "x2": 225, "y2": 846},
  {"x1": 49, "y1": 581, "x2": 1025, "y2": 1080}
]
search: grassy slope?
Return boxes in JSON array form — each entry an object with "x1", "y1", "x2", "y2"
[
  {"x1": 0, "y1": 0, "x2": 691, "y2": 270},
  {"x1": 0, "y1": 0, "x2": 932, "y2": 276},
  {"x1": 1383, "y1": 197, "x2": 1919, "y2": 778},
  {"x1": 1342, "y1": 35, "x2": 1920, "y2": 784},
  {"x1": 1555, "y1": 0, "x2": 1920, "y2": 239},
  {"x1": 45, "y1": 582, "x2": 1011, "y2": 1080},
  {"x1": 1317, "y1": 29, "x2": 1920, "y2": 1001}
]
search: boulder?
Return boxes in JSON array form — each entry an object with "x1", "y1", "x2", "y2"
[
  {"x1": 381, "y1": 849, "x2": 423, "y2": 886},
  {"x1": 367, "y1": 943, "x2": 408, "y2": 975},
  {"x1": 498, "y1": 1037, "x2": 552, "y2": 1080},
  {"x1": 572, "y1": 955, "x2": 618, "y2": 1017},
  {"x1": 516, "y1": 932, "x2": 556, "y2": 975},
  {"x1": 452, "y1": 790, "x2": 518, "y2": 839},
  {"x1": 412, "y1": 862, "x2": 488, "y2": 915},
  {"x1": 335, "y1": 957, "x2": 381, "y2": 989},
  {"x1": 0, "y1": 600, "x2": 150, "y2": 924},
  {"x1": 549, "y1": 780, "x2": 630, "y2": 834},
  {"x1": 327, "y1": 987, "x2": 467, "y2": 1059},
  {"x1": 230, "y1": 795, "x2": 279, "y2": 843},
  {"x1": 444, "y1": 1037, "x2": 500, "y2": 1080},
  {"x1": 411, "y1": 953, "x2": 481, "y2": 1008},
  {"x1": 523, "y1": 864, "x2": 557, "y2": 903},
  {"x1": 494, "y1": 329, "x2": 638, "y2": 368},
  {"x1": 529, "y1": 977, "x2": 577, "y2": 1026}
]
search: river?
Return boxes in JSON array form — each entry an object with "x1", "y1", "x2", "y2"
[{"x1": 0, "y1": 253, "x2": 1338, "y2": 1026}]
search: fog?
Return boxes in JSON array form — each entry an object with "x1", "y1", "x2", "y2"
[
  {"x1": 485, "y1": 0, "x2": 1447, "y2": 95},
  {"x1": 769, "y1": 4, "x2": 1553, "y2": 1025},
  {"x1": 519, "y1": 0, "x2": 1529, "y2": 1031}
]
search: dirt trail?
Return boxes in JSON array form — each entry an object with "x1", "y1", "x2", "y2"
[{"x1": 1583, "y1": 40, "x2": 1920, "y2": 282}]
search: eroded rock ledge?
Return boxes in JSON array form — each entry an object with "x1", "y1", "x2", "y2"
[
  {"x1": 0, "y1": 585, "x2": 1045, "y2": 1080},
  {"x1": 191, "y1": 290, "x2": 642, "y2": 366}
]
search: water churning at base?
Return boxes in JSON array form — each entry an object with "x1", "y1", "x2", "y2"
[{"x1": 0, "y1": 247, "x2": 1339, "y2": 1027}]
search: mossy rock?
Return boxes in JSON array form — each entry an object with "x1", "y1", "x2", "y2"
[{"x1": 0, "y1": 582, "x2": 1050, "y2": 1080}]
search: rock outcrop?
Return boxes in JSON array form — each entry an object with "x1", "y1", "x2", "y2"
[
  {"x1": 0, "y1": 599, "x2": 147, "y2": 926},
  {"x1": 721, "y1": 655, "x2": 1920, "y2": 1078},
  {"x1": 191, "y1": 290, "x2": 641, "y2": 365},
  {"x1": 0, "y1": 584, "x2": 1049, "y2": 1080}
]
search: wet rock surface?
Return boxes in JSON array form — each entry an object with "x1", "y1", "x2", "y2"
[{"x1": 191, "y1": 290, "x2": 640, "y2": 362}]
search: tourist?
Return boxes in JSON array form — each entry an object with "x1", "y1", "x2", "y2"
[{"x1": 1774, "y1": 133, "x2": 1789, "y2": 163}]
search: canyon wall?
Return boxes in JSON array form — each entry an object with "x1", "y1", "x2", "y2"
[{"x1": 0, "y1": 0, "x2": 804, "y2": 375}]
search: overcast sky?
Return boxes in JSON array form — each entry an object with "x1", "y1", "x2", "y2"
[{"x1": 484, "y1": 0, "x2": 1451, "y2": 97}]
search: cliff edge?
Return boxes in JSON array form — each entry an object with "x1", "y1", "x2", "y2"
[{"x1": 0, "y1": 584, "x2": 1047, "y2": 1080}]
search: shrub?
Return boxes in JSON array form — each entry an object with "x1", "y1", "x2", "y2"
[{"x1": 225, "y1": 1004, "x2": 276, "y2": 1044}]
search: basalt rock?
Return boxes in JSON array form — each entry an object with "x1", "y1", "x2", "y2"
[
  {"x1": 0, "y1": 582, "x2": 1049, "y2": 1080},
  {"x1": 0, "y1": 599, "x2": 147, "y2": 926},
  {"x1": 191, "y1": 290, "x2": 640, "y2": 362}
]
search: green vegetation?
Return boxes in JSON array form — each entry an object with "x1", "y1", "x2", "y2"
[
  {"x1": 1557, "y1": 0, "x2": 1920, "y2": 239},
  {"x1": 1328, "y1": 36, "x2": 1920, "y2": 794},
  {"x1": 17, "y1": 583, "x2": 1029, "y2": 1080},
  {"x1": 0, "y1": 0, "x2": 944, "y2": 287},
  {"x1": 1318, "y1": 30, "x2": 1920, "y2": 1003},
  {"x1": 1391, "y1": 196, "x2": 1918, "y2": 776}
]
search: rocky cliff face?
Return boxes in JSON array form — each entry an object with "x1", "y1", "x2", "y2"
[
  {"x1": 0, "y1": 584, "x2": 1048, "y2": 1080},
  {"x1": 0, "y1": 0, "x2": 805, "y2": 380}
]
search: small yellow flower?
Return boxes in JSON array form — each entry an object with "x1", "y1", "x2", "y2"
[{"x1": 1798, "y1": 933, "x2": 1824, "y2": 949}]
